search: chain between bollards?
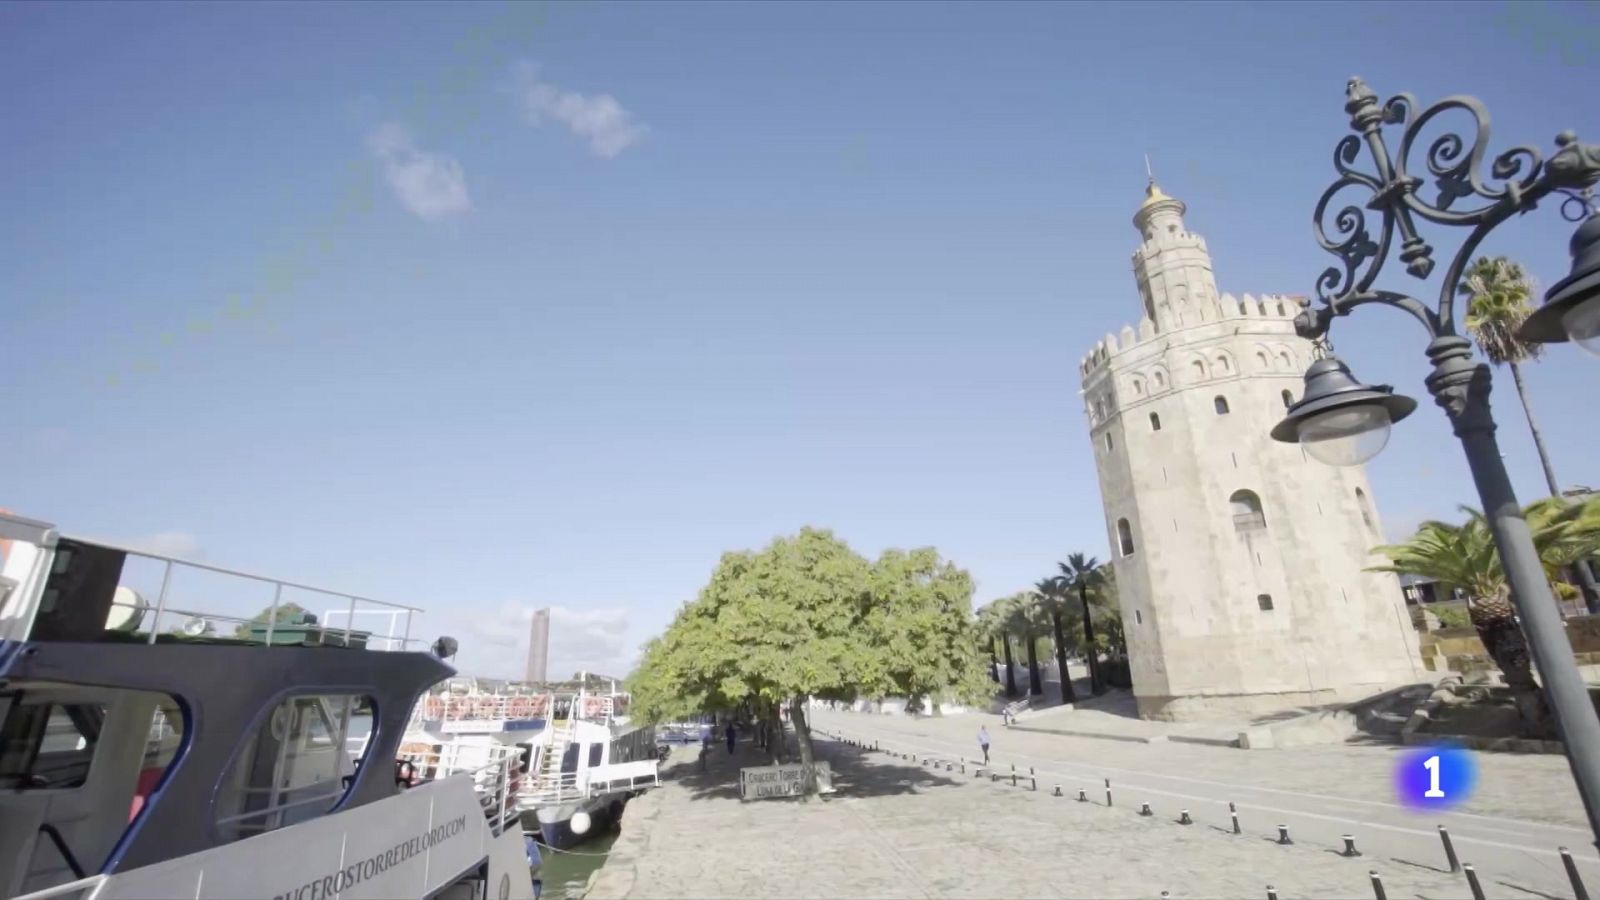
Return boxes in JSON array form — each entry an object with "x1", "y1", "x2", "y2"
[
  {"x1": 1463, "y1": 864, "x2": 1487, "y2": 900},
  {"x1": 1438, "y1": 826, "x2": 1461, "y2": 874},
  {"x1": 1562, "y1": 847, "x2": 1592, "y2": 900}
]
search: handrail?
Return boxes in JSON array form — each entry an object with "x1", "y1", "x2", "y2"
[
  {"x1": 37, "y1": 823, "x2": 85, "y2": 880},
  {"x1": 61, "y1": 531, "x2": 425, "y2": 612},
  {"x1": 11, "y1": 874, "x2": 107, "y2": 900}
]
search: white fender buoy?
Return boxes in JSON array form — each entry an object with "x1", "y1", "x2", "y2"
[{"x1": 570, "y1": 811, "x2": 592, "y2": 835}]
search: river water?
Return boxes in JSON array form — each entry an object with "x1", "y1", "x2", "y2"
[{"x1": 536, "y1": 830, "x2": 617, "y2": 899}]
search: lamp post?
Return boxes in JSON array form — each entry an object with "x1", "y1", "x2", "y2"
[{"x1": 1273, "y1": 78, "x2": 1600, "y2": 845}]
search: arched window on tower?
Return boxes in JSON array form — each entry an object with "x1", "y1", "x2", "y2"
[
  {"x1": 1230, "y1": 490, "x2": 1266, "y2": 532},
  {"x1": 1356, "y1": 487, "x2": 1378, "y2": 536},
  {"x1": 1190, "y1": 360, "x2": 1205, "y2": 380},
  {"x1": 1215, "y1": 354, "x2": 1231, "y2": 374},
  {"x1": 1116, "y1": 518, "x2": 1136, "y2": 556},
  {"x1": 1277, "y1": 350, "x2": 1293, "y2": 370},
  {"x1": 1153, "y1": 370, "x2": 1167, "y2": 389},
  {"x1": 1214, "y1": 395, "x2": 1230, "y2": 415},
  {"x1": 1149, "y1": 412, "x2": 1161, "y2": 432},
  {"x1": 1256, "y1": 351, "x2": 1270, "y2": 370},
  {"x1": 1281, "y1": 389, "x2": 1294, "y2": 409}
]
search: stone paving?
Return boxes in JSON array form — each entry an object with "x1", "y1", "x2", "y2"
[{"x1": 586, "y1": 735, "x2": 1492, "y2": 900}]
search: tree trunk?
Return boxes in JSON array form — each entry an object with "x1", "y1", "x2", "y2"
[
  {"x1": 1470, "y1": 590, "x2": 1553, "y2": 738},
  {"x1": 1025, "y1": 636, "x2": 1042, "y2": 696},
  {"x1": 1509, "y1": 362, "x2": 1600, "y2": 614},
  {"x1": 987, "y1": 644, "x2": 1000, "y2": 683},
  {"x1": 788, "y1": 698, "x2": 820, "y2": 796},
  {"x1": 765, "y1": 703, "x2": 788, "y2": 764},
  {"x1": 1000, "y1": 636, "x2": 1018, "y2": 697},
  {"x1": 1080, "y1": 584, "x2": 1103, "y2": 695},
  {"x1": 1051, "y1": 607, "x2": 1076, "y2": 704}
]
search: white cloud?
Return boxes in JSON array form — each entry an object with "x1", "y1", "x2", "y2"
[
  {"x1": 452, "y1": 601, "x2": 637, "y2": 682},
  {"x1": 125, "y1": 531, "x2": 202, "y2": 559},
  {"x1": 512, "y1": 62, "x2": 646, "y2": 159},
  {"x1": 366, "y1": 123, "x2": 472, "y2": 220}
]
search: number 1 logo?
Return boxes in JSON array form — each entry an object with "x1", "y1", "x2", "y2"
[{"x1": 1423, "y1": 754, "x2": 1445, "y2": 798}]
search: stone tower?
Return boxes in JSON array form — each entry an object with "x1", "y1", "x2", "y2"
[{"x1": 1078, "y1": 180, "x2": 1422, "y2": 722}]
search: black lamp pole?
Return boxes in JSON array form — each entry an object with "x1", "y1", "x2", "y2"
[{"x1": 1278, "y1": 79, "x2": 1600, "y2": 845}]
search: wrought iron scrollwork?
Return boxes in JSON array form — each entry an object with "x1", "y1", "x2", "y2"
[{"x1": 1305, "y1": 78, "x2": 1600, "y2": 343}]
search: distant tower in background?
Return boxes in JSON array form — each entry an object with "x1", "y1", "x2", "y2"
[
  {"x1": 524, "y1": 608, "x2": 550, "y2": 683},
  {"x1": 1077, "y1": 179, "x2": 1422, "y2": 721}
]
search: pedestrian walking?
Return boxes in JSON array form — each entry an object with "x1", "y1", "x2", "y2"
[
  {"x1": 699, "y1": 720, "x2": 713, "y2": 772},
  {"x1": 726, "y1": 721, "x2": 736, "y2": 755},
  {"x1": 978, "y1": 725, "x2": 990, "y2": 766}
]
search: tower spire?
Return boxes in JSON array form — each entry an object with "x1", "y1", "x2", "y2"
[{"x1": 1145, "y1": 153, "x2": 1154, "y2": 183}]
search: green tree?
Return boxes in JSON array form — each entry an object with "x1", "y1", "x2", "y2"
[
  {"x1": 1461, "y1": 256, "x2": 1599, "y2": 612},
  {"x1": 1368, "y1": 498, "x2": 1600, "y2": 734},
  {"x1": 866, "y1": 548, "x2": 994, "y2": 716},
  {"x1": 233, "y1": 601, "x2": 311, "y2": 639},
  {"x1": 1034, "y1": 578, "x2": 1076, "y2": 704},
  {"x1": 974, "y1": 601, "x2": 1017, "y2": 697},
  {"x1": 627, "y1": 528, "x2": 993, "y2": 793},
  {"x1": 999, "y1": 592, "x2": 1048, "y2": 696},
  {"x1": 1054, "y1": 554, "x2": 1106, "y2": 695}
]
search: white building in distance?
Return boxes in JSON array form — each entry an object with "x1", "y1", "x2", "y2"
[{"x1": 1078, "y1": 180, "x2": 1423, "y2": 721}]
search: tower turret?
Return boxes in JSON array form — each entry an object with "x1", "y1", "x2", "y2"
[{"x1": 1131, "y1": 180, "x2": 1221, "y2": 333}]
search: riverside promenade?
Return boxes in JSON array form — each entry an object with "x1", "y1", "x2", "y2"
[{"x1": 584, "y1": 730, "x2": 1481, "y2": 899}]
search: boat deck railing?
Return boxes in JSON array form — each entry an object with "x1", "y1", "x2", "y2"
[
  {"x1": 0, "y1": 511, "x2": 427, "y2": 651},
  {"x1": 394, "y1": 742, "x2": 523, "y2": 836},
  {"x1": 12, "y1": 873, "x2": 108, "y2": 900},
  {"x1": 517, "y1": 759, "x2": 660, "y2": 809}
]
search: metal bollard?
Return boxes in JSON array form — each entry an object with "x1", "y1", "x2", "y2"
[
  {"x1": 1179, "y1": 809, "x2": 1192, "y2": 825},
  {"x1": 1464, "y1": 864, "x2": 1487, "y2": 900},
  {"x1": 991, "y1": 773, "x2": 999, "y2": 782},
  {"x1": 1341, "y1": 835, "x2": 1361, "y2": 858},
  {"x1": 1229, "y1": 802, "x2": 1241, "y2": 835},
  {"x1": 1031, "y1": 776, "x2": 1037, "y2": 791},
  {"x1": 1139, "y1": 802, "x2": 1153, "y2": 817},
  {"x1": 1562, "y1": 847, "x2": 1592, "y2": 900},
  {"x1": 1077, "y1": 788, "x2": 1088, "y2": 802},
  {"x1": 1106, "y1": 778, "x2": 1114, "y2": 808},
  {"x1": 1266, "y1": 888, "x2": 1278, "y2": 900},
  {"x1": 1054, "y1": 784, "x2": 1062, "y2": 797},
  {"x1": 1438, "y1": 826, "x2": 1461, "y2": 874},
  {"x1": 1276, "y1": 825, "x2": 1293, "y2": 845},
  {"x1": 1369, "y1": 871, "x2": 1387, "y2": 900}
]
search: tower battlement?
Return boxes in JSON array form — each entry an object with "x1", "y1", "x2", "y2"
[{"x1": 1078, "y1": 292, "x2": 1307, "y2": 380}]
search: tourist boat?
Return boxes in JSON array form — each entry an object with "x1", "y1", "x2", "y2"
[
  {"x1": 0, "y1": 511, "x2": 540, "y2": 900},
  {"x1": 396, "y1": 678, "x2": 661, "y2": 849}
]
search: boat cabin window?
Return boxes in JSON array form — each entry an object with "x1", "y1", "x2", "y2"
[
  {"x1": 588, "y1": 743, "x2": 603, "y2": 768},
  {"x1": 0, "y1": 702, "x2": 104, "y2": 790},
  {"x1": 0, "y1": 688, "x2": 186, "y2": 899},
  {"x1": 560, "y1": 743, "x2": 580, "y2": 774},
  {"x1": 213, "y1": 694, "x2": 373, "y2": 845}
]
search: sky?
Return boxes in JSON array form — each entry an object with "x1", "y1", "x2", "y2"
[{"x1": 3, "y1": 0, "x2": 1598, "y2": 680}]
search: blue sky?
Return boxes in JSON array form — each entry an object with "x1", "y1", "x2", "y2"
[{"x1": 3, "y1": 1, "x2": 1597, "y2": 679}]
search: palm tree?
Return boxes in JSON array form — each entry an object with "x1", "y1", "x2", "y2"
[
  {"x1": 1055, "y1": 554, "x2": 1106, "y2": 695},
  {"x1": 1034, "y1": 578, "x2": 1077, "y2": 704},
  {"x1": 1368, "y1": 497, "x2": 1600, "y2": 735},
  {"x1": 1461, "y1": 256, "x2": 1600, "y2": 611},
  {"x1": 976, "y1": 600, "x2": 1017, "y2": 697},
  {"x1": 1001, "y1": 591, "x2": 1047, "y2": 696}
]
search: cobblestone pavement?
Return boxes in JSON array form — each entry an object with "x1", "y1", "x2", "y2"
[
  {"x1": 585, "y1": 734, "x2": 1535, "y2": 900},
  {"x1": 809, "y1": 707, "x2": 1597, "y2": 899}
]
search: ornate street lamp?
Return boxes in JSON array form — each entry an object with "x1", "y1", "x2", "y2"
[{"x1": 1274, "y1": 78, "x2": 1600, "y2": 843}]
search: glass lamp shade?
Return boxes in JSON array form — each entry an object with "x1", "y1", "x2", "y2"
[
  {"x1": 1298, "y1": 404, "x2": 1393, "y2": 467},
  {"x1": 1562, "y1": 296, "x2": 1600, "y2": 358}
]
